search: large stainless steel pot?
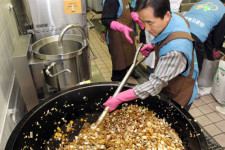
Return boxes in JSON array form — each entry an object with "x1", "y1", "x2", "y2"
[
  {"x1": 6, "y1": 82, "x2": 208, "y2": 150},
  {"x1": 31, "y1": 24, "x2": 90, "y2": 90}
]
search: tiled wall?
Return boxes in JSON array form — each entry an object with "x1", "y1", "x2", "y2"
[{"x1": 0, "y1": 0, "x2": 23, "y2": 148}]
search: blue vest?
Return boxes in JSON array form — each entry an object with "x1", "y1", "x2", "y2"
[
  {"x1": 185, "y1": 0, "x2": 225, "y2": 42},
  {"x1": 152, "y1": 12, "x2": 199, "y2": 104},
  {"x1": 103, "y1": 0, "x2": 136, "y2": 44}
]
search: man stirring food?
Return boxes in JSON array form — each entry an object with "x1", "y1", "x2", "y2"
[{"x1": 103, "y1": 0, "x2": 199, "y2": 111}]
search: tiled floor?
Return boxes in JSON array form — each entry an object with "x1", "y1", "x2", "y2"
[
  {"x1": 191, "y1": 93, "x2": 225, "y2": 148},
  {"x1": 89, "y1": 29, "x2": 112, "y2": 82},
  {"x1": 87, "y1": 11, "x2": 225, "y2": 149}
]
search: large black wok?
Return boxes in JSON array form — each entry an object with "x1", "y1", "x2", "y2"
[{"x1": 6, "y1": 82, "x2": 208, "y2": 150}]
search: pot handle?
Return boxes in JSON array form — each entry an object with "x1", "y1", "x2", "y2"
[
  {"x1": 45, "y1": 62, "x2": 71, "y2": 77},
  {"x1": 91, "y1": 43, "x2": 146, "y2": 129}
]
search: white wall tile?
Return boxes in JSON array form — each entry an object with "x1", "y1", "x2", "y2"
[{"x1": 0, "y1": 0, "x2": 21, "y2": 148}]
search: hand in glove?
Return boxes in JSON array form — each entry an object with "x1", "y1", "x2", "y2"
[
  {"x1": 103, "y1": 89, "x2": 137, "y2": 112},
  {"x1": 213, "y1": 50, "x2": 221, "y2": 59},
  {"x1": 110, "y1": 21, "x2": 133, "y2": 44},
  {"x1": 131, "y1": 12, "x2": 144, "y2": 30},
  {"x1": 140, "y1": 44, "x2": 155, "y2": 56}
]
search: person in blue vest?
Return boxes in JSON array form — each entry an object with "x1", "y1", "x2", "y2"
[
  {"x1": 101, "y1": 0, "x2": 144, "y2": 81},
  {"x1": 185, "y1": 0, "x2": 225, "y2": 72},
  {"x1": 100, "y1": 0, "x2": 140, "y2": 43},
  {"x1": 103, "y1": 0, "x2": 199, "y2": 112}
]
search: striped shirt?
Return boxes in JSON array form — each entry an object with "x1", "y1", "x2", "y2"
[{"x1": 134, "y1": 51, "x2": 187, "y2": 99}]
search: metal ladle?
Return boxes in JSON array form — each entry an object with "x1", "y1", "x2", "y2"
[{"x1": 91, "y1": 43, "x2": 146, "y2": 129}]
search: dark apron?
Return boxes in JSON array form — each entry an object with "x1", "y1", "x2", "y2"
[
  {"x1": 108, "y1": 0, "x2": 136, "y2": 71},
  {"x1": 154, "y1": 31, "x2": 195, "y2": 107}
]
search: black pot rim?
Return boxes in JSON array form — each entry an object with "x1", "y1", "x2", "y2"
[{"x1": 6, "y1": 82, "x2": 208, "y2": 150}]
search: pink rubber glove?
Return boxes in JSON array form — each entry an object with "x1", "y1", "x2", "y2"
[
  {"x1": 140, "y1": 44, "x2": 155, "y2": 56},
  {"x1": 131, "y1": 12, "x2": 144, "y2": 30},
  {"x1": 103, "y1": 89, "x2": 137, "y2": 112},
  {"x1": 213, "y1": 50, "x2": 221, "y2": 59},
  {"x1": 110, "y1": 21, "x2": 133, "y2": 44}
]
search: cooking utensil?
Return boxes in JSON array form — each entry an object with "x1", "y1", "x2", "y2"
[
  {"x1": 5, "y1": 82, "x2": 208, "y2": 150},
  {"x1": 91, "y1": 43, "x2": 145, "y2": 129},
  {"x1": 31, "y1": 24, "x2": 91, "y2": 90}
]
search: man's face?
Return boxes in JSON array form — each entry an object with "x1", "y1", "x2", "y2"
[{"x1": 138, "y1": 7, "x2": 171, "y2": 37}]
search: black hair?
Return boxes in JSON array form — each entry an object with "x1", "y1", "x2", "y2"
[
  {"x1": 220, "y1": 0, "x2": 225, "y2": 3},
  {"x1": 134, "y1": 0, "x2": 170, "y2": 19}
]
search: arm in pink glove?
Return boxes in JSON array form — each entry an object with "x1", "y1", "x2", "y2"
[
  {"x1": 103, "y1": 89, "x2": 137, "y2": 112},
  {"x1": 140, "y1": 44, "x2": 155, "y2": 56},
  {"x1": 110, "y1": 21, "x2": 133, "y2": 44},
  {"x1": 131, "y1": 12, "x2": 144, "y2": 30}
]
